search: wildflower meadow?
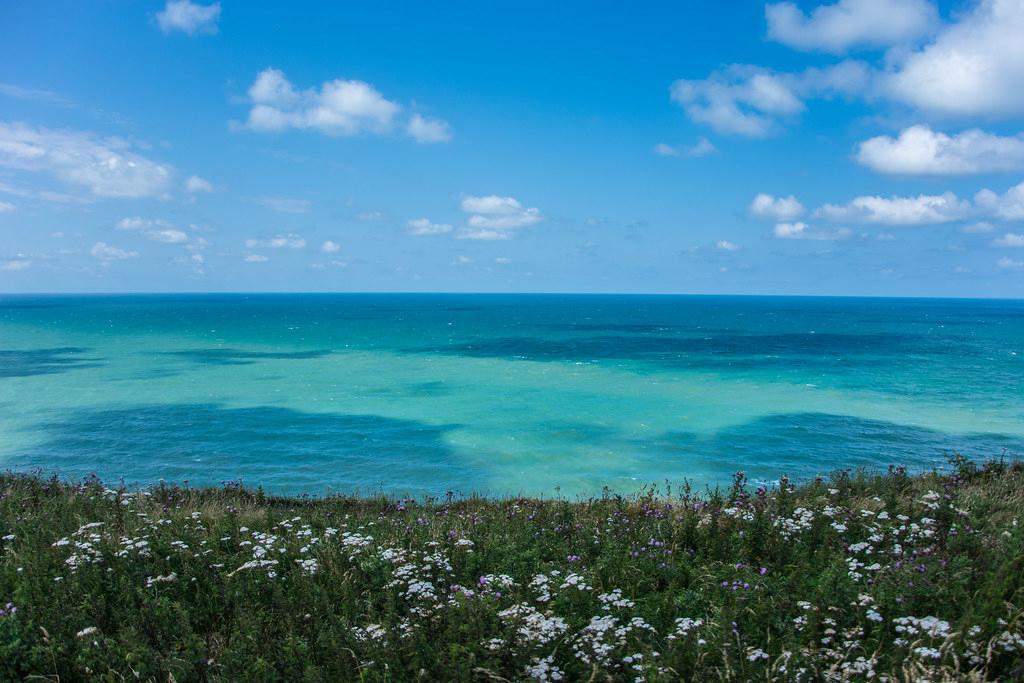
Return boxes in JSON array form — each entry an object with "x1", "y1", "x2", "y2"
[{"x1": 1, "y1": 457, "x2": 1023, "y2": 681}]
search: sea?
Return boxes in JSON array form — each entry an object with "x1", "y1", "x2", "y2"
[{"x1": 1, "y1": 294, "x2": 1022, "y2": 497}]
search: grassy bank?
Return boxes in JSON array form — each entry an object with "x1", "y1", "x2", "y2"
[{"x1": 2, "y1": 459, "x2": 1023, "y2": 681}]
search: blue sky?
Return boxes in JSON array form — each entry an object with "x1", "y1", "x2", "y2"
[{"x1": 1, "y1": 0, "x2": 1024, "y2": 296}]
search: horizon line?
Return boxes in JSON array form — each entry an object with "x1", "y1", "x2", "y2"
[{"x1": 1, "y1": 290, "x2": 1023, "y2": 302}]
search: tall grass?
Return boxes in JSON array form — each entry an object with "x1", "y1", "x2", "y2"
[{"x1": 1, "y1": 458, "x2": 1023, "y2": 681}]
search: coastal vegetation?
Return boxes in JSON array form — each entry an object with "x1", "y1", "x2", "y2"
[{"x1": 1, "y1": 457, "x2": 1023, "y2": 681}]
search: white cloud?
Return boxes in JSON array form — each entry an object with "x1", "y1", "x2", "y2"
[
  {"x1": 804, "y1": 181, "x2": 1024, "y2": 227},
  {"x1": 856, "y1": 125, "x2": 1024, "y2": 175},
  {"x1": 458, "y1": 195, "x2": 542, "y2": 239},
  {"x1": 243, "y1": 68, "x2": 400, "y2": 137},
  {"x1": 148, "y1": 228, "x2": 189, "y2": 244},
  {"x1": 997, "y1": 257, "x2": 1024, "y2": 269},
  {"x1": 654, "y1": 143, "x2": 678, "y2": 157},
  {"x1": 0, "y1": 83, "x2": 72, "y2": 107},
  {"x1": 462, "y1": 196, "x2": 519, "y2": 215},
  {"x1": 963, "y1": 221, "x2": 994, "y2": 233},
  {"x1": 992, "y1": 233, "x2": 1024, "y2": 247},
  {"x1": 774, "y1": 222, "x2": 808, "y2": 238},
  {"x1": 0, "y1": 259, "x2": 31, "y2": 271},
  {"x1": 244, "y1": 254, "x2": 268, "y2": 263},
  {"x1": 311, "y1": 258, "x2": 348, "y2": 270},
  {"x1": 670, "y1": 61, "x2": 869, "y2": 136},
  {"x1": 975, "y1": 181, "x2": 1024, "y2": 220},
  {"x1": 407, "y1": 114, "x2": 453, "y2": 143},
  {"x1": 245, "y1": 234, "x2": 305, "y2": 249},
  {"x1": 815, "y1": 191, "x2": 970, "y2": 225},
  {"x1": 0, "y1": 180, "x2": 82, "y2": 203},
  {"x1": 672, "y1": 66, "x2": 802, "y2": 137},
  {"x1": 774, "y1": 222, "x2": 851, "y2": 240},
  {"x1": 0, "y1": 122, "x2": 172, "y2": 198},
  {"x1": 750, "y1": 193, "x2": 804, "y2": 220},
  {"x1": 716, "y1": 240, "x2": 740, "y2": 251},
  {"x1": 256, "y1": 196, "x2": 310, "y2": 213},
  {"x1": 456, "y1": 229, "x2": 510, "y2": 241},
  {"x1": 654, "y1": 138, "x2": 716, "y2": 157},
  {"x1": 678, "y1": 2, "x2": 1024, "y2": 133},
  {"x1": 885, "y1": 0, "x2": 1024, "y2": 117},
  {"x1": 0, "y1": 200, "x2": 14, "y2": 212},
  {"x1": 115, "y1": 216, "x2": 189, "y2": 244},
  {"x1": 766, "y1": 0, "x2": 937, "y2": 53},
  {"x1": 320, "y1": 240, "x2": 341, "y2": 253},
  {"x1": 185, "y1": 175, "x2": 214, "y2": 193},
  {"x1": 91, "y1": 242, "x2": 138, "y2": 261},
  {"x1": 407, "y1": 218, "x2": 453, "y2": 235},
  {"x1": 356, "y1": 211, "x2": 382, "y2": 221},
  {"x1": 465, "y1": 212, "x2": 539, "y2": 230},
  {"x1": 156, "y1": 1, "x2": 220, "y2": 35},
  {"x1": 183, "y1": 237, "x2": 208, "y2": 268},
  {"x1": 688, "y1": 137, "x2": 717, "y2": 157},
  {"x1": 116, "y1": 216, "x2": 156, "y2": 231}
]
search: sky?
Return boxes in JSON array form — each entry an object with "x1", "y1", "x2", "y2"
[{"x1": 1, "y1": 0, "x2": 1024, "y2": 297}]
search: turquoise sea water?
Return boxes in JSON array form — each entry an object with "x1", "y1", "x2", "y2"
[{"x1": 1, "y1": 294, "x2": 1022, "y2": 497}]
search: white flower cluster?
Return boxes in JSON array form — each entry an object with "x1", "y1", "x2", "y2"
[
  {"x1": 498, "y1": 603, "x2": 568, "y2": 645},
  {"x1": 294, "y1": 558, "x2": 318, "y2": 574},
  {"x1": 775, "y1": 507, "x2": 814, "y2": 539},
  {"x1": 339, "y1": 531, "x2": 374, "y2": 559},
  {"x1": 53, "y1": 522, "x2": 105, "y2": 572},
  {"x1": 526, "y1": 655, "x2": 564, "y2": 682},
  {"x1": 571, "y1": 615, "x2": 655, "y2": 667},
  {"x1": 380, "y1": 545, "x2": 455, "y2": 620},
  {"x1": 115, "y1": 536, "x2": 151, "y2": 559},
  {"x1": 666, "y1": 617, "x2": 705, "y2": 643},
  {"x1": 530, "y1": 573, "x2": 555, "y2": 602},
  {"x1": 598, "y1": 588, "x2": 635, "y2": 609},
  {"x1": 145, "y1": 572, "x2": 178, "y2": 588},
  {"x1": 893, "y1": 615, "x2": 952, "y2": 639},
  {"x1": 559, "y1": 572, "x2": 590, "y2": 591},
  {"x1": 351, "y1": 623, "x2": 387, "y2": 643},
  {"x1": 479, "y1": 574, "x2": 516, "y2": 593},
  {"x1": 722, "y1": 506, "x2": 754, "y2": 522}
]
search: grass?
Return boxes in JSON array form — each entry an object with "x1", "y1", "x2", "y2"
[{"x1": 1, "y1": 457, "x2": 1023, "y2": 681}]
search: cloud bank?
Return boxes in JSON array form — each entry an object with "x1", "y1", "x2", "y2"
[
  {"x1": 241, "y1": 68, "x2": 451, "y2": 143},
  {"x1": 766, "y1": 0, "x2": 936, "y2": 53},
  {"x1": 0, "y1": 122, "x2": 171, "y2": 199}
]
